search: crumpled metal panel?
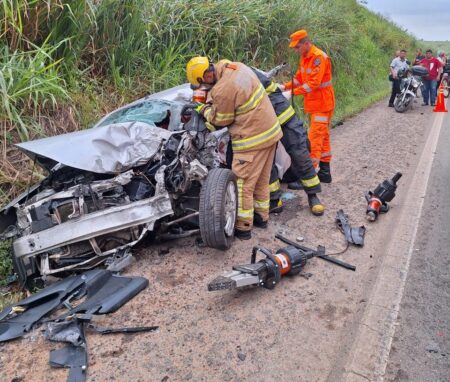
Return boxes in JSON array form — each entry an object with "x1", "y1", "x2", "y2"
[
  {"x1": 16, "y1": 121, "x2": 177, "y2": 174},
  {"x1": 13, "y1": 192, "x2": 173, "y2": 258}
]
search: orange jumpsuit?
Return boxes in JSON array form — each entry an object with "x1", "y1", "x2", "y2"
[{"x1": 284, "y1": 44, "x2": 335, "y2": 168}]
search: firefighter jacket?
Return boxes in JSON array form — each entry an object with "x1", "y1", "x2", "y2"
[
  {"x1": 252, "y1": 68, "x2": 297, "y2": 127},
  {"x1": 201, "y1": 61, "x2": 282, "y2": 152},
  {"x1": 284, "y1": 44, "x2": 335, "y2": 113}
]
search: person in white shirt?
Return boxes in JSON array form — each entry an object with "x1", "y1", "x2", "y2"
[{"x1": 388, "y1": 49, "x2": 409, "y2": 107}]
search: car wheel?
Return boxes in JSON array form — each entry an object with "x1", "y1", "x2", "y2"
[{"x1": 199, "y1": 168, "x2": 237, "y2": 250}]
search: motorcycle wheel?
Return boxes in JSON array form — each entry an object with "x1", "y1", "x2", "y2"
[
  {"x1": 443, "y1": 78, "x2": 449, "y2": 99},
  {"x1": 394, "y1": 94, "x2": 413, "y2": 113}
]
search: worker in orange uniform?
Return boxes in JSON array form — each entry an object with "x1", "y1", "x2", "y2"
[
  {"x1": 186, "y1": 57, "x2": 282, "y2": 240},
  {"x1": 280, "y1": 29, "x2": 335, "y2": 183}
]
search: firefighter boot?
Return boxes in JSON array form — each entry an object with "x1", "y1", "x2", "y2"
[
  {"x1": 269, "y1": 199, "x2": 283, "y2": 214},
  {"x1": 308, "y1": 194, "x2": 325, "y2": 216},
  {"x1": 318, "y1": 162, "x2": 332, "y2": 183},
  {"x1": 235, "y1": 229, "x2": 252, "y2": 240},
  {"x1": 253, "y1": 212, "x2": 268, "y2": 228}
]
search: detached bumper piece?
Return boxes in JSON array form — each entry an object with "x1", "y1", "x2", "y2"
[{"x1": 0, "y1": 270, "x2": 154, "y2": 382}]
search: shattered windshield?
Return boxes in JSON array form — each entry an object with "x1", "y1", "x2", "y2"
[{"x1": 97, "y1": 99, "x2": 174, "y2": 127}]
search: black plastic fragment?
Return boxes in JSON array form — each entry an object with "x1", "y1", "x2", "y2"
[
  {"x1": 87, "y1": 324, "x2": 159, "y2": 335},
  {"x1": 63, "y1": 270, "x2": 148, "y2": 317},
  {"x1": 49, "y1": 344, "x2": 87, "y2": 382},
  {"x1": 49, "y1": 318, "x2": 87, "y2": 382},
  {"x1": 0, "y1": 274, "x2": 86, "y2": 342},
  {"x1": 0, "y1": 270, "x2": 148, "y2": 342},
  {"x1": 335, "y1": 209, "x2": 366, "y2": 246}
]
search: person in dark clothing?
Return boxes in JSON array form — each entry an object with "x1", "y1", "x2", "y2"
[
  {"x1": 413, "y1": 49, "x2": 425, "y2": 65},
  {"x1": 388, "y1": 49, "x2": 409, "y2": 107},
  {"x1": 251, "y1": 67, "x2": 324, "y2": 216}
]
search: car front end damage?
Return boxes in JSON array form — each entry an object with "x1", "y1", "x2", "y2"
[
  {"x1": 10, "y1": 170, "x2": 174, "y2": 283},
  {"x1": 1, "y1": 104, "x2": 236, "y2": 286}
]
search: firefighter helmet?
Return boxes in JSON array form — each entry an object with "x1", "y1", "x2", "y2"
[{"x1": 186, "y1": 56, "x2": 210, "y2": 86}]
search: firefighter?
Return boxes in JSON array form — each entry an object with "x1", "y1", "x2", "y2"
[
  {"x1": 280, "y1": 29, "x2": 335, "y2": 183},
  {"x1": 251, "y1": 68, "x2": 324, "y2": 216},
  {"x1": 186, "y1": 57, "x2": 282, "y2": 240}
]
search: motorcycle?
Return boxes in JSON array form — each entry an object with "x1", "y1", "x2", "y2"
[{"x1": 394, "y1": 65, "x2": 429, "y2": 113}]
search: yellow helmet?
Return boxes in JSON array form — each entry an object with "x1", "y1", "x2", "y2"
[{"x1": 186, "y1": 56, "x2": 210, "y2": 86}]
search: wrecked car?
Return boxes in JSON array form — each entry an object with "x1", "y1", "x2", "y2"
[{"x1": 0, "y1": 84, "x2": 237, "y2": 287}]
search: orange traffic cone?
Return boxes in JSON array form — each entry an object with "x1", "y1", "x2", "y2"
[{"x1": 433, "y1": 82, "x2": 448, "y2": 112}]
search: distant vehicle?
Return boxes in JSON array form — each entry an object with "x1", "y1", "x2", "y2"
[{"x1": 394, "y1": 65, "x2": 429, "y2": 113}]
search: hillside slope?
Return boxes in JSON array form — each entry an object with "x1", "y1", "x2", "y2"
[{"x1": 0, "y1": 0, "x2": 416, "y2": 205}]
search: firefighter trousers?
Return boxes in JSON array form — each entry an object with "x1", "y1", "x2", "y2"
[
  {"x1": 232, "y1": 144, "x2": 277, "y2": 231},
  {"x1": 308, "y1": 111, "x2": 334, "y2": 168},
  {"x1": 269, "y1": 116, "x2": 321, "y2": 199}
]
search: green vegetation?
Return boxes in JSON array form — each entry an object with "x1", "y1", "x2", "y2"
[
  {"x1": 0, "y1": 0, "x2": 417, "y2": 286},
  {"x1": 420, "y1": 41, "x2": 450, "y2": 55},
  {"x1": 0, "y1": 241, "x2": 12, "y2": 286}
]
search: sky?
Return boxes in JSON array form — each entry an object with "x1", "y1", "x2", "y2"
[{"x1": 363, "y1": 0, "x2": 450, "y2": 41}]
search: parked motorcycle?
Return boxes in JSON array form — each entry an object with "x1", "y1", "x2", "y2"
[{"x1": 394, "y1": 65, "x2": 429, "y2": 113}]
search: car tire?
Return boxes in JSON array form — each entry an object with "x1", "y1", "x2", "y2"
[{"x1": 199, "y1": 168, "x2": 237, "y2": 250}]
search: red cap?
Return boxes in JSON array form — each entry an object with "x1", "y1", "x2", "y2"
[{"x1": 289, "y1": 30, "x2": 308, "y2": 48}]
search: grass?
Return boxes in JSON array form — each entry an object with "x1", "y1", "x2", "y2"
[
  {"x1": 0, "y1": 0, "x2": 418, "y2": 297},
  {"x1": 420, "y1": 41, "x2": 450, "y2": 55}
]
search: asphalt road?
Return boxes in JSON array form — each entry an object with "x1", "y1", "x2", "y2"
[{"x1": 384, "y1": 111, "x2": 450, "y2": 382}]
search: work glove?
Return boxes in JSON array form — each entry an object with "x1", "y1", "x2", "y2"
[{"x1": 194, "y1": 102, "x2": 207, "y2": 115}]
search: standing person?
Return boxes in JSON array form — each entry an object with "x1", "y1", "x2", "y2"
[
  {"x1": 413, "y1": 48, "x2": 425, "y2": 65},
  {"x1": 251, "y1": 67, "x2": 324, "y2": 216},
  {"x1": 186, "y1": 57, "x2": 282, "y2": 240},
  {"x1": 437, "y1": 51, "x2": 447, "y2": 88},
  {"x1": 280, "y1": 29, "x2": 335, "y2": 183},
  {"x1": 419, "y1": 49, "x2": 442, "y2": 106},
  {"x1": 388, "y1": 49, "x2": 409, "y2": 107}
]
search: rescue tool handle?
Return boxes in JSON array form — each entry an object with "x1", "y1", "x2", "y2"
[
  {"x1": 251, "y1": 245, "x2": 274, "y2": 264},
  {"x1": 251, "y1": 246, "x2": 282, "y2": 285},
  {"x1": 391, "y1": 172, "x2": 402, "y2": 184},
  {"x1": 275, "y1": 234, "x2": 356, "y2": 271}
]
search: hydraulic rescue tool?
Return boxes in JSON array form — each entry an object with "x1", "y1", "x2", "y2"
[
  {"x1": 208, "y1": 245, "x2": 322, "y2": 291},
  {"x1": 365, "y1": 172, "x2": 402, "y2": 222}
]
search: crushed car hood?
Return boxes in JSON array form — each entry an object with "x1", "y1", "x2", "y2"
[{"x1": 16, "y1": 121, "x2": 177, "y2": 174}]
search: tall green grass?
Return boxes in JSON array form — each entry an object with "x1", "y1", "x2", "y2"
[
  {"x1": 1, "y1": 0, "x2": 417, "y2": 127},
  {"x1": 0, "y1": 0, "x2": 418, "y2": 292},
  {"x1": 0, "y1": 0, "x2": 417, "y2": 198}
]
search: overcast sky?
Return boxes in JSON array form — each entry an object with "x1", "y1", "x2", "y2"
[{"x1": 363, "y1": 0, "x2": 450, "y2": 41}]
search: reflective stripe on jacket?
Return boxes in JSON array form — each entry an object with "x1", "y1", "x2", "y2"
[
  {"x1": 202, "y1": 62, "x2": 282, "y2": 152},
  {"x1": 284, "y1": 44, "x2": 335, "y2": 113},
  {"x1": 251, "y1": 68, "x2": 297, "y2": 126}
]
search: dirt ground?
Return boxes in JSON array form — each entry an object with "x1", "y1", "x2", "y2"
[{"x1": 0, "y1": 98, "x2": 434, "y2": 382}]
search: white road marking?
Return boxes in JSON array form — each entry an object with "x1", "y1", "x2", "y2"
[{"x1": 342, "y1": 108, "x2": 447, "y2": 382}]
